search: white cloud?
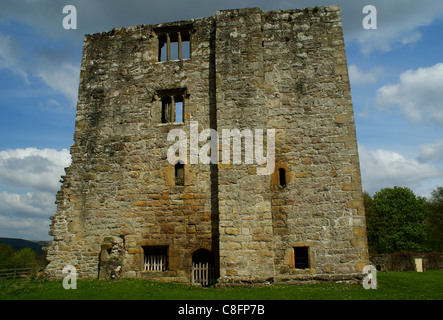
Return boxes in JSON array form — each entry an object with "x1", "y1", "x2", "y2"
[
  {"x1": 349, "y1": 64, "x2": 384, "y2": 85},
  {"x1": 35, "y1": 63, "x2": 80, "y2": 106},
  {"x1": 375, "y1": 62, "x2": 443, "y2": 126},
  {"x1": 0, "y1": 32, "x2": 28, "y2": 82},
  {"x1": 401, "y1": 31, "x2": 422, "y2": 45},
  {"x1": 0, "y1": 190, "x2": 56, "y2": 239},
  {"x1": 0, "y1": 191, "x2": 55, "y2": 217},
  {"x1": 0, "y1": 213, "x2": 52, "y2": 240},
  {"x1": 0, "y1": 30, "x2": 80, "y2": 106},
  {"x1": 358, "y1": 144, "x2": 442, "y2": 195},
  {"x1": 341, "y1": 0, "x2": 443, "y2": 55},
  {"x1": 418, "y1": 139, "x2": 443, "y2": 162},
  {"x1": 0, "y1": 148, "x2": 71, "y2": 193},
  {"x1": 0, "y1": 148, "x2": 71, "y2": 239}
]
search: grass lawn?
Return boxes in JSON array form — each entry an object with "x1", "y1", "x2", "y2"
[{"x1": 1, "y1": 270, "x2": 442, "y2": 300}]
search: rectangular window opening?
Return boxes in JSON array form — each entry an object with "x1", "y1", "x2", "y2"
[
  {"x1": 156, "y1": 28, "x2": 191, "y2": 62},
  {"x1": 175, "y1": 161, "x2": 184, "y2": 186},
  {"x1": 279, "y1": 168, "x2": 286, "y2": 187},
  {"x1": 170, "y1": 41, "x2": 179, "y2": 61},
  {"x1": 144, "y1": 246, "x2": 168, "y2": 271},
  {"x1": 158, "y1": 35, "x2": 167, "y2": 62},
  {"x1": 175, "y1": 96, "x2": 184, "y2": 123},
  {"x1": 181, "y1": 32, "x2": 191, "y2": 60},
  {"x1": 161, "y1": 97, "x2": 172, "y2": 123},
  {"x1": 157, "y1": 88, "x2": 187, "y2": 124},
  {"x1": 181, "y1": 40, "x2": 190, "y2": 60},
  {"x1": 293, "y1": 246, "x2": 310, "y2": 269}
]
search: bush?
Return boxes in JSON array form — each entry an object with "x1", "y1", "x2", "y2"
[
  {"x1": 426, "y1": 252, "x2": 443, "y2": 270},
  {"x1": 391, "y1": 252, "x2": 415, "y2": 271},
  {"x1": 0, "y1": 244, "x2": 42, "y2": 269}
]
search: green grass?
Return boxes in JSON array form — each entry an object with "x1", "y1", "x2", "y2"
[{"x1": 1, "y1": 270, "x2": 442, "y2": 300}]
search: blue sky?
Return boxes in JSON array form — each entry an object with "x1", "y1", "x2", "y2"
[{"x1": 1, "y1": 0, "x2": 443, "y2": 240}]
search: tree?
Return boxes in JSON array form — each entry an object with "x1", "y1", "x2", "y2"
[
  {"x1": 369, "y1": 186, "x2": 428, "y2": 254},
  {"x1": 363, "y1": 191, "x2": 379, "y2": 254},
  {"x1": 0, "y1": 244, "x2": 15, "y2": 269},
  {"x1": 427, "y1": 186, "x2": 443, "y2": 251},
  {"x1": 11, "y1": 247, "x2": 39, "y2": 268}
]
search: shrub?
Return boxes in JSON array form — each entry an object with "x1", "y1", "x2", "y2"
[{"x1": 391, "y1": 252, "x2": 415, "y2": 271}]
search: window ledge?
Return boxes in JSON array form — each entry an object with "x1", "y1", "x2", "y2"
[
  {"x1": 156, "y1": 58, "x2": 191, "y2": 64},
  {"x1": 155, "y1": 122, "x2": 185, "y2": 127}
]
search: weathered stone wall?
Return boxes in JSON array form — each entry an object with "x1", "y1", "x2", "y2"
[
  {"x1": 261, "y1": 6, "x2": 368, "y2": 281},
  {"x1": 215, "y1": 8, "x2": 274, "y2": 284},
  {"x1": 371, "y1": 252, "x2": 443, "y2": 272},
  {"x1": 46, "y1": 17, "x2": 218, "y2": 280},
  {"x1": 45, "y1": 6, "x2": 368, "y2": 283}
]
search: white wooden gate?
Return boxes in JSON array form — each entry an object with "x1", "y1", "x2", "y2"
[{"x1": 192, "y1": 261, "x2": 215, "y2": 287}]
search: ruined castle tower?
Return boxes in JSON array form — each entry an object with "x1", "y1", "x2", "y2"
[{"x1": 45, "y1": 6, "x2": 369, "y2": 284}]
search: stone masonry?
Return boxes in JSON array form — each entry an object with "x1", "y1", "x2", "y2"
[{"x1": 45, "y1": 6, "x2": 369, "y2": 285}]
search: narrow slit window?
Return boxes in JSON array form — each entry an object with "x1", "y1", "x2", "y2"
[
  {"x1": 175, "y1": 96, "x2": 184, "y2": 123},
  {"x1": 158, "y1": 35, "x2": 167, "y2": 62},
  {"x1": 161, "y1": 97, "x2": 172, "y2": 123},
  {"x1": 293, "y1": 247, "x2": 310, "y2": 269},
  {"x1": 181, "y1": 33, "x2": 191, "y2": 60},
  {"x1": 144, "y1": 246, "x2": 168, "y2": 271},
  {"x1": 170, "y1": 41, "x2": 179, "y2": 61},
  {"x1": 175, "y1": 161, "x2": 184, "y2": 186},
  {"x1": 279, "y1": 168, "x2": 286, "y2": 187}
]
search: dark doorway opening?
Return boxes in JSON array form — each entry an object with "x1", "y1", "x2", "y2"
[{"x1": 192, "y1": 249, "x2": 216, "y2": 287}]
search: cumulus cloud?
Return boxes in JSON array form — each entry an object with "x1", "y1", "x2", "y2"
[
  {"x1": 0, "y1": 32, "x2": 28, "y2": 82},
  {"x1": 358, "y1": 144, "x2": 442, "y2": 195},
  {"x1": 0, "y1": 30, "x2": 80, "y2": 106},
  {"x1": 0, "y1": 191, "x2": 56, "y2": 239},
  {"x1": 274, "y1": 0, "x2": 443, "y2": 54},
  {"x1": 349, "y1": 64, "x2": 384, "y2": 85},
  {"x1": 0, "y1": 148, "x2": 71, "y2": 239},
  {"x1": 0, "y1": 213, "x2": 52, "y2": 240},
  {"x1": 375, "y1": 62, "x2": 443, "y2": 126},
  {"x1": 418, "y1": 139, "x2": 443, "y2": 162},
  {"x1": 340, "y1": 0, "x2": 443, "y2": 54},
  {"x1": 34, "y1": 62, "x2": 80, "y2": 106},
  {"x1": 0, "y1": 148, "x2": 71, "y2": 193},
  {"x1": 0, "y1": 191, "x2": 55, "y2": 217}
]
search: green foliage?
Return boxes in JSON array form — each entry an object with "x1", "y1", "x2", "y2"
[
  {"x1": 367, "y1": 186, "x2": 429, "y2": 254},
  {"x1": 0, "y1": 244, "x2": 41, "y2": 269},
  {"x1": 11, "y1": 248, "x2": 38, "y2": 268},
  {"x1": 363, "y1": 192, "x2": 377, "y2": 254},
  {"x1": 0, "y1": 244, "x2": 15, "y2": 269},
  {"x1": 427, "y1": 187, "x2": 443, "y2": 251}
]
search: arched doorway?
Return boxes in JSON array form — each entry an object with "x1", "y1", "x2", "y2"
[{"x1": 192, "y1": 249, "x2": 216, "y2": 287}]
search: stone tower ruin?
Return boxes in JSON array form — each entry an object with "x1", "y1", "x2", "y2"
[{"x1": 45, "y1": 6, "x2": 369, "y2": 285}]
